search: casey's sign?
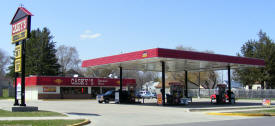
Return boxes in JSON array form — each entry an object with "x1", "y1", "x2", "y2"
[
  {"x1": 11, "y1": 17, "x2": 28, "y2": 43},
  {"x1": 12, "y1": 17, "x2": 27, "y2": 35}
]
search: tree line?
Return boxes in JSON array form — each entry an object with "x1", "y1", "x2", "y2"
[{"x1": 6, "y1": 27, "x2": 81, "y2": 78}]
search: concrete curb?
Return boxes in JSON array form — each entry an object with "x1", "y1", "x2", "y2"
[
  {"x1": 207, "y1": 112, "x2": 275, "y2": 116},
  {"x1": 189, "y1": 106, "x2": 275, "y2": 112},
  {"x1": 68, "y1": 119, "x2": 91, "y2": 126}
]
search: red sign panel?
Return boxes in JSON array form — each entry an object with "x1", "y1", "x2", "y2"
[
  {"x1": 11, "y1": 17, "x2": 28, "y2": 43},
  {"x1": 12, "y1": 17, "x2": 28, "y2": 35},
  {"x1": 17, "y1": 76, "x2": 136, "y2": 87}
]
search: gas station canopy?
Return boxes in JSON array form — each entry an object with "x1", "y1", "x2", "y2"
[{"x1": 81, "y1": 48, "x2": 265, "y2": 71}]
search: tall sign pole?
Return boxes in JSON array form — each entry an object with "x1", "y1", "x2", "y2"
[{"x1": 10, "y1": 7, "x2": 33, "y2": 106}]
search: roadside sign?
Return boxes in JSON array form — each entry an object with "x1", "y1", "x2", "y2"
[
  {"x1": 262, "y1": 99, "x2": 271, "y2": 107},
  {"x1": 15, "y1": 44, "x2": 22, "y2": 59},
  {"x1": 15, "y1": 59, "x2": 21, "y2": 72},
  {"x1": 11, "y1": 7, "x2": 33, "y2": 106},
  {"x1": 11, "y1": 17, "x2": 28, "y2": 43},
  {"x1": 157, "y1": 94, "x2": 162, "y2": 105}
]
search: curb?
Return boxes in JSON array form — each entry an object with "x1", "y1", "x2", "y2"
[
  {"x1": 68, "y1": 119, "x2": 91, "y2": 126},
  {"x1": 42, "y1": 99, "x2": 96, "y2": 101},
  {"x1": 207, "y1": 112, "x2": 275, "y2": 117},
  {"x1": 189, "y1": 106, "x2": 275, "y2": 112}
]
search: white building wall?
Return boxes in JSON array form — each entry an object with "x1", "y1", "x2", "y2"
[
  {"x1": 88, "y1": 87, "x2": 91, "y2": 94},
  {"x1": 25, "y1": 86, "x2": 38, "y2": 100}
]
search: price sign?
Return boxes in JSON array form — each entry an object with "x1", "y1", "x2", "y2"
[
  {"x1": 15, "y1": 59, "x2": 21, "y2": 72},
  {"x1": 15, "y1": 44, "x2": 22, "y2": 59}
]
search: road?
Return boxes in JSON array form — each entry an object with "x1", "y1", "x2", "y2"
[
  {"x1": 148, "y1": 117, "x2": 274, "y2": 126},
  {"x1": 0, "y1": 99, "x2": 273, "y2": 126}
]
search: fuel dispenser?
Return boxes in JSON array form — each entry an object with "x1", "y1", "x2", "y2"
[
  {"x1": 214, "y1": 84, "x2": 227, "y2": 104},
  {"x1": 128, "y1": 86, "x2": 136, "y2": 103},
  {"x1": 167, "y1": 82, "x2": 184, "y2": 105}
]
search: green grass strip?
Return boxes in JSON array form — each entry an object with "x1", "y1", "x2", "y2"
[
  {"x1": 0, "y1": 109, "x2": 66, "y2": 117},
  {"x1": 0, "y1": 119, "x2": 85, "y2": 126}
]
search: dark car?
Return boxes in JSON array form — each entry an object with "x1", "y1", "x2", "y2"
[{"x1": 97, "y1": 90, "x2": 115, "y2": 103}]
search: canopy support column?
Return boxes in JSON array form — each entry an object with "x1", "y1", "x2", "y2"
[
  {"x1": 198, "y1": 72, "x2": 200, "y2": 98},
  {"x1": 185, "y1": 70, "x2": 188, "y2": 97},
  {"x1": 228, "y1": 66, "x2": 231, "y2": 103},
  {"x1": 120, "y1": 66, "x2": 123, "y2": 103},
  {"x1": 161, "y1": 61, "x2": 165, "y2": 105}
]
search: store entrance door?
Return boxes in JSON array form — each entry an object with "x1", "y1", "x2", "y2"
[{"x1": 91, "y1": 87, "x2": 100, "y2": 98}]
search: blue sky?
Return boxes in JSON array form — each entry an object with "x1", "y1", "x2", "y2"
[{"x1": 1, "y1": 0, "x2": 275, "y2": 61}]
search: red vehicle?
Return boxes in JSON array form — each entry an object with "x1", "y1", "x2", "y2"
[
  {"x1": 210, "y1": 84, "x2": 235, "y2": 104},
  {"x1": 210, "y1": 93, "x2": 229, "y2": 104}
]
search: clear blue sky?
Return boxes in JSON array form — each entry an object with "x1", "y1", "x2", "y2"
[{"x1": 1, "y1": 0, "x2": 275, "y2": 61}]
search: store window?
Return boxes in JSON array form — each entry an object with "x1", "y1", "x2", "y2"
[{"x1": 61, "y1": 87, "x2": 88, "y2": 94}]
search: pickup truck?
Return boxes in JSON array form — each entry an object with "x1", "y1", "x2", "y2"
[{"x1": 97, "y1": 90, "x2": 115, "y2": 103}]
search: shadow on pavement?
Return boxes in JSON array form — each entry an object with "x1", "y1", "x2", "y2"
[
  {"x1": 67, "y1": 112, "x2": 101, "y2": 116},
  {"x1": 113, "y1": 101, "x2": 271, "y2": 109}
]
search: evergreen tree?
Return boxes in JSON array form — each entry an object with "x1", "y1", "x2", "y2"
[
  {"x1": 234, "y1": 30, "x2": 275, "y2": 88},
  {"x1": 7, "y1": 27, "x2": 60, "y2": 77}
]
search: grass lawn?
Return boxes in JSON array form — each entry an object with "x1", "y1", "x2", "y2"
[
  {"x1": 235, "y1": 108, "x2": 275, "y2": 114},
  {"x1": 0, "y1": 97, "x2": 13, "y2": 100},
  {"x1": 0, "y1": 109, "x2": 66, "y2": 117},
  {"x1": 236, "y1": 98, "x2": 275, "y2": 100},
  {"x1": 0, "y1": 119, "x2": 85, "y2": 126}
]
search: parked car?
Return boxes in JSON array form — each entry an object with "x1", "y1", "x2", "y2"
[
  {"x1": 138, "y1": 91, "x2": 155, "y2": 99},
  {"x1": 97, "y1": 90, "x2": 115, "y2": 103}
]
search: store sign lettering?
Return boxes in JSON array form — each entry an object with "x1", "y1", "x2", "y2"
[
  {"x1": 98, "y1": 79, "x2": 108, "y2": 85},
  {"x1": 12, "y1": 18, "x2": 27, "y2": 35},
  {"x1": 71, "y1": 78, "x2": 89, "y2": 85}
]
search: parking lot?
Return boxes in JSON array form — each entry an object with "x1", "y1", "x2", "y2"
[{"x1": 0, "y1": 98, "x2": 273, "y2": 126}]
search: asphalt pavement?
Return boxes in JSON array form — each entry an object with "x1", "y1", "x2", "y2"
[
  {"x1": 0, "y1": 98, "x2": 273, "y2": 126},
  {"x1": 146, "y1": 117, "x2": 275, "y2": 126}
]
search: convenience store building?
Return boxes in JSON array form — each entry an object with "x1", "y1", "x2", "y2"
[{"x1": 17, "y1": 76, "x2": 136, "y2": 100}]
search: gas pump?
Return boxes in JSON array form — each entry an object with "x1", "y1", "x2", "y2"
[
  {"x1": 128, "y1": 86, "x2": 136, "y2": 103},
  {"x1": 212, "y1": 84, "x2": 227, "y2": 104},
  {"x1": 167, "y1": 82, "x2": 183, "y2": 105}
]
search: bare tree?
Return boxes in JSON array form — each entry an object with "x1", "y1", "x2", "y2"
[
  {"x1": 56, "y1": 45, "x2": 81, "y2": 75},
  {"x1": 0, "y1": 49, "x2": 9, "y2": 79},
  {"x1": 166, "y1": 45, "x2": 220, "y2": 89},
  {"x1": 83, "y1": 67, "x2": 117, "y2": 78}
]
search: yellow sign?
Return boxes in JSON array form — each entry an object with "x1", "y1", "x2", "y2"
[
  {"x1": 142, "y1": 52, "x2": 148, "y2": 58},
  {"x1": 12, "y1": 29, "x2": 28, "y2": 44},
  {"x1": 15, "y1": 59, "x2": 21, "y2": 72},
  {"x1": 54, "y1": 79, "x2": 63, "y2": 85},
  {"x1": 157, "y1": 94, "x2": 162, "y2": 105},
  {"x1": 43, "y1": 87, "x2": 56, "y2": 92},
  {"x1": 15, "y1": 44, "x2": 22, "y2": 59}
]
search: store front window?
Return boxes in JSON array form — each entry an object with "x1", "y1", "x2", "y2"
[{"x1": 61, "y1": 87, "x2": 88, "y2": 94}]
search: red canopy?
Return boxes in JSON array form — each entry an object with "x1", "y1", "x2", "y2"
[{"x1": 82, "y1": 48, "x2": 265, "y2": 72}]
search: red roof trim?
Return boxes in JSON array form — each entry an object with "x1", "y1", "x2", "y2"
[
  {"x1": 10, "y1": 7, "x2": 33, "y2": 24},
  {"x1": 81, "y1": 48, "x2": 265, "y2": 68},
  {"x1": 19, "y1": 7, "x2": 33, "y2": 16},
  {"x1": 82, "y1": 48, "x2": 159, "y2": 67},
  {"x1": 157, "y1": 48, "x2": 265, "y2": 66}
]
